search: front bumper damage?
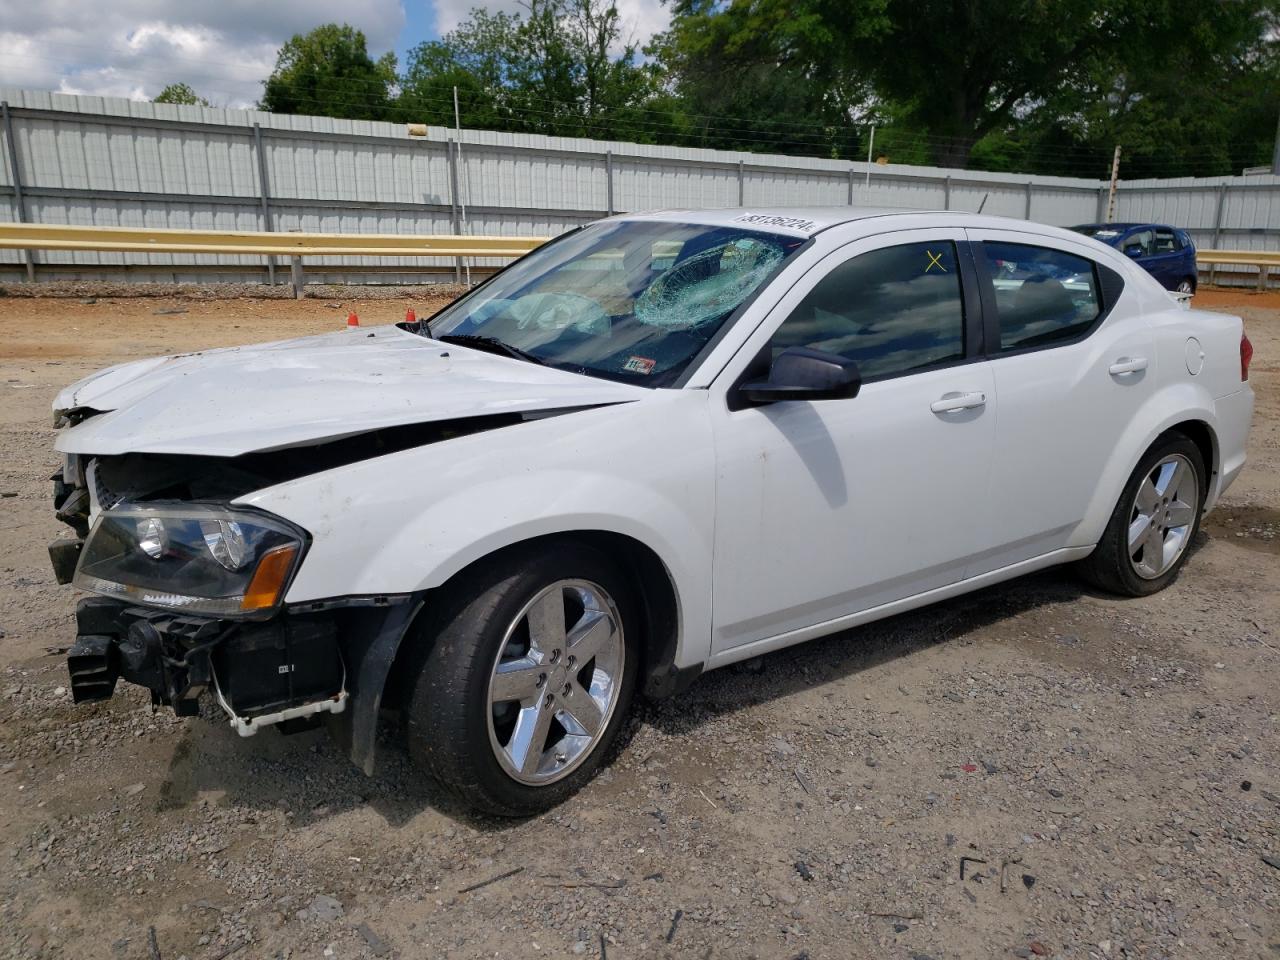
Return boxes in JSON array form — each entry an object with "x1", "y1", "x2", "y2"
[
  {"x1": 50, "y1": 457, "x2": 422, "y2": 773},
  {"x1": 48, "y1": 450, "x2": 424, "y2": 773},
  {"x1": 61, "y1": 591, "x2": 421, "y2": 772},
  {"x1": 67, "y1": 596, "x2": 348, "y2": 733}
]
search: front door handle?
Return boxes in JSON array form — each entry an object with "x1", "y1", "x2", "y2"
[
  {"x1": 1109, "y1": 357, "x2": 1148, "y2": 376},
  {"x1": 930, "y1": 391, "x2": 987, "y2": 414}
]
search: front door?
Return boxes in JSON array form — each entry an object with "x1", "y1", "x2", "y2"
[{"x1": 709, "y1": 231, "x2": 996, "y2": 654}]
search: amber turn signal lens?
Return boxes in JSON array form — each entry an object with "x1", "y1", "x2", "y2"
[{"x1": 240, "y1": 544, "x2": 299, "y2": 612}]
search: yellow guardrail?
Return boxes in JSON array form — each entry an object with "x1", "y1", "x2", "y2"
[
  {"x1": 4, "y1": 222, "x2": 1275, "y2": 292},
  {"x1": 1196, "y1": 249, "x2": 1280, "y2": 291},
  {"x1": 0, "y1": 222, "x2": 548, "y2": 258},
  {"x1": 1196, "y1": 249, "x2": 1280, "y2": 266}
]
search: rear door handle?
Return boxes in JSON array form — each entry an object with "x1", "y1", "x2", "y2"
[
  {"x1": 930, "y1": 391, "x2": 987, "y2": 414},
  {"x1": 1109, "y1": 357, "x2": 1148, "y2": 376}
]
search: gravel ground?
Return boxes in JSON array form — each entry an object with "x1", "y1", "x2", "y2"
[{"x1": 0, "y1": 289, "x2": 1277, "y2": 960}]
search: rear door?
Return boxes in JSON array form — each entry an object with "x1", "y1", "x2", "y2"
[
  {"x1": 962, "y1": 228, "x2": 1155, "y2": 572},
  {"x1": 1177, "y1": 230, "x2": 1198, "y2": 288},
  {"x1": 1145, "y1": 226, "x2": 1185, "y2": 290}
]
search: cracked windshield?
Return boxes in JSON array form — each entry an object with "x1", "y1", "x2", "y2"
[{"x1": 426, "y1": 220, "x2": 807, "y2": 386}]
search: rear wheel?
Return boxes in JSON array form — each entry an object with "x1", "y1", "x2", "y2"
[
  {"x1": 405, "y1": 543, "x2": 638, "y2": 816},
  {"x1": 1078, "y1": 434, "x2": 1204, "y2": 596},
  {"x1": 1176, "y1": 278, "x2": 1195, "y2": 295}
]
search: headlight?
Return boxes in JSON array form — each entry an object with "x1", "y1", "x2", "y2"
[{"x1": 74, "y1": 503, "x2": 307, "y2": 618}]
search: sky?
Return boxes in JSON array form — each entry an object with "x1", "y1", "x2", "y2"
[{"x1": 0, "y1": 0, "x2": 671, "y2": 109}]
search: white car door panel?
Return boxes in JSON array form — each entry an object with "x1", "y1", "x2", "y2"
[
  {"x1": 708, "y1": 230, "x2": 996, "y2": 653},
  {"x1": 963, "y1": 228, "x2": 1156, "y2": 572},
  {"x1": 710, "y1": 366, "x2": 996, "y2": 651}
]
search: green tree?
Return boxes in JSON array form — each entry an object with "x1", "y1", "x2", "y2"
[
  {"x1": 659, "y1": 0, "x2": 1280, "y2": 171},
  {"x1": 1046, "y1": 3, "x2": 1280, "y2": 178},
  {"x1": 399, "y1": 1, "x2": 672, "y2": 141},
  {"x1": 399, "y1": 10, "x2": 524, "y2": 131},
  {"x1": 153, "y1": 83, "x2": 210, "y2": 107},
  {"x1": 260, "y1": 23, "x2": 397, "y2": 121},
  {"x1": 647, "y1": 0, "x2": 869, "y2": 158}
]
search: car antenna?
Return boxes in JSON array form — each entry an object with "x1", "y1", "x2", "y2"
[{"x1": 977, "y1": 193, "x2": 989, "y2": 214}]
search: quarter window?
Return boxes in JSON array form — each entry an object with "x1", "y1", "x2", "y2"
[
  {"x1": 769, "y1": 241, "x2": 966, "y2": 380},
  {"x1": 981, "y1": 242, "x2": 1101, "y2": 352}
]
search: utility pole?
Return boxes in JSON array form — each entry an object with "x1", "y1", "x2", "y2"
[
  {"x1": 454, "y1": 85, "x2": 471, "y2": 287},
  {"x1": 1272, "y1": 105, "x2": 1280, "y2": 174},
  {"x1": 864, "y1": 126, "x2": 875, "y2": 190},
  {"x1": 1105, "y1": 145, "x2": 1122, "y2": 223}
]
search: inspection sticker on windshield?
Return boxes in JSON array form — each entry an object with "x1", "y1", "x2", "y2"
[
  {"x1": 733, "y1": 213, "x2": 819, "y2": 233},
  {"x1": 623, "y1": 356, "x2": 656, "y2": 375}
]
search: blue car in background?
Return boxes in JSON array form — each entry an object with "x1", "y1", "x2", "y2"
[{"x1": 1071, "y1": 222, "x2": 1198, "y2": 294}]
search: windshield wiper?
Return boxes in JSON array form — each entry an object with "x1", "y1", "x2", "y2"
[{"x1": 435, "y1": 334, "x2": 547, "y2": 366}]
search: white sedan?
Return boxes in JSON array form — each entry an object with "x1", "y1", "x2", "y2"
[{"x1": 48, "y1": 208, "x2": 1255, "y2": 815}]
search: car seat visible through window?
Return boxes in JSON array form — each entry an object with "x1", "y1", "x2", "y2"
[{"x1": 1003, "y1": 277, "x2": 1077, "y2": 347}]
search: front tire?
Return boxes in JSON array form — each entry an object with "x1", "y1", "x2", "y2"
[
  {"x1": 405, "y1": 543, "x2": 638, "y2": 816},
  {"x1": 1078, "y1": 434, "x2": 1204, "y2": 596}
]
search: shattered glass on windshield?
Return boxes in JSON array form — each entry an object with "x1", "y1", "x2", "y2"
[
  {"x1": 635, "y1": 238, "x2": 787, "y2": 330},
  {"x1": 424, "y1": 221, "x2": 806, "y2": 386}
]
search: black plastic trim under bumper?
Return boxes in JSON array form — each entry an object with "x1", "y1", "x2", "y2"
[
  {"x1": 643, "y1": 660, "x2": 704, "y2": 700},
  {"x1": 64, "y1": 593, "x2": 423, "y2": 775}
]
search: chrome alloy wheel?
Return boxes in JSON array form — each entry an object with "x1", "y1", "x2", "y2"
[
  {"x1": 485, "y1": 579, "x2": 625, "y2": 785},
  {"x1": 1176, "y1": 279, "x2": 1194, "y2": 294},
  {"x1": 1128, "y1": 453, "x2": 1198, "y2": 580}
]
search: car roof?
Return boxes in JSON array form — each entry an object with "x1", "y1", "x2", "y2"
[
  {"x1": 613, "y1": 206, "x2": 1108, "y2": 240},
  {"x1": 614, "y1": 206, "x2": 910, "y2": 236}
]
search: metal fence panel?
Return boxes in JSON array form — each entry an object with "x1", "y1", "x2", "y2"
[
  {"x1": 25, "y1": 198, "x2": 270, "y2": 268},
  {"x1": 0, "y1": 87, "x2": 1276, "y2": 284}
]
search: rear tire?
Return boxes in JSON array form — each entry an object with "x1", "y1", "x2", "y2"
[
  {"x1": 1077, "y1": 434, "x2": 1204, "y2": 596},
  {"x1": 1176, "y1": 278, "x2": 1195, "y2": 295},
  {"x1": 405, "y1": 542, "x2": 638, "y2": 816}
]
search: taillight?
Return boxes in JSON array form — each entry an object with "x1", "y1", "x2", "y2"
[{"x1": 1241, "y1": 331, "x2": 1253, "y2": 381}]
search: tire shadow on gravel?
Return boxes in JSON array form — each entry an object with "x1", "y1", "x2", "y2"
[
  {"x1": 642, "y1": 567, "x2": 1094, "y2": 736},
  {"x1": 155, "y1": 706, "x2": 595, "y2": 831},
  {"x1": 154, "y1": 705, "x2": 502, "y2": 828},
  {"x1": 643, "y1": 531, "x2": 1218, "y2": 739}
]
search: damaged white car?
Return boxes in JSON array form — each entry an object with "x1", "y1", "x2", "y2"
[{"x1": 49, "y1": 209, "x2": 1254, "y2": 815}]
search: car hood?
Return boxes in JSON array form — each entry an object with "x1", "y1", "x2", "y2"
[{"x1": 54, "y1": 325, "x2": 647, "y2": 457}]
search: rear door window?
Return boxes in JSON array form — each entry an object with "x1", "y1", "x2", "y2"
[
  {"x1": 1125, "y1": 229, "x2": 1154, "y2": 257},
  {"x1": 980, "y1": 242, "x2": 1102, "y2": 352},
  {"x1": 1154, "y1": 228, "x2": 1178, "y2": 253}
]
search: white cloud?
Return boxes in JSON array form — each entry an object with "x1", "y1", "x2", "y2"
[
  {"x1": 614, "y1": 0, "x2": 671, "y2": 48},
  {"x1": 430, "y1": 0, "x2": 670, "y2": 50},
  {"x1": 0, "y1": 0, "x2": 405, "y2": 108},
  {"x1": 430, "y1": 0, "x2": 520, "y2": 35},
  {"x1": 0, "y1": 1, "x2": 668, "y2": 110}
]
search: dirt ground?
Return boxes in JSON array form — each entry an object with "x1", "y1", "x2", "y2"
[{"x1": 0, "y1": 287, "x2": 1277, "y2": 960}]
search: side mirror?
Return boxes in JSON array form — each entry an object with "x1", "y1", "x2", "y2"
[
  {"x1": 1123, "y1": 244, "x2": 1143, "y2": 258},
  {"x1": 739, "y1": 346, "x2": 861, "y2": 404}
]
